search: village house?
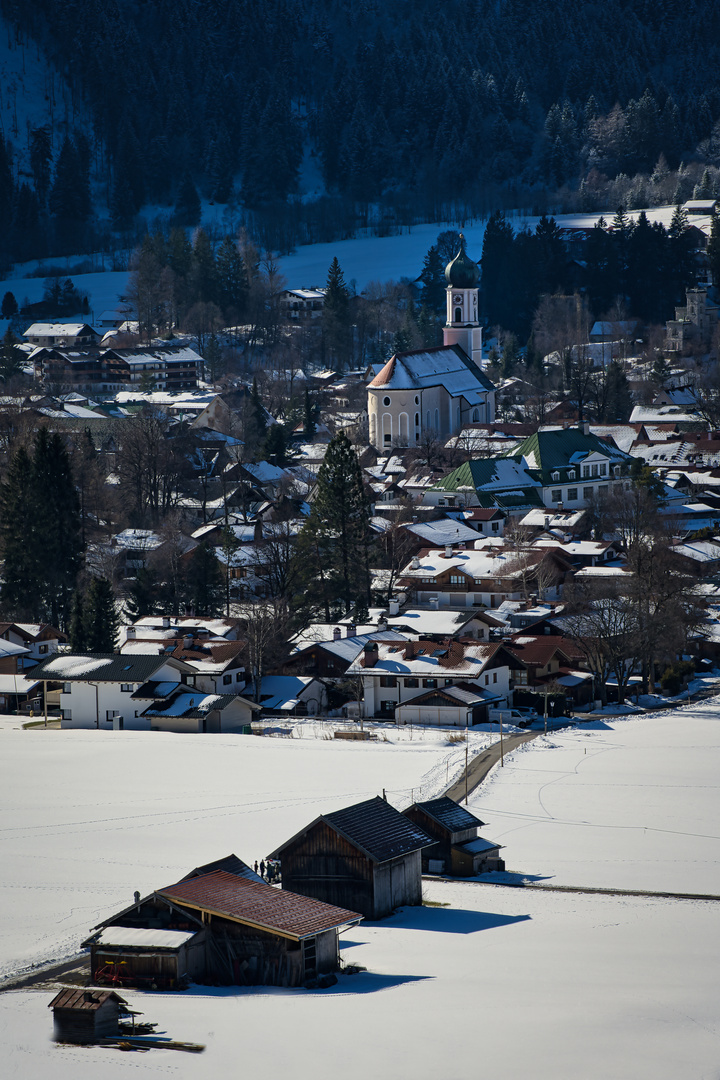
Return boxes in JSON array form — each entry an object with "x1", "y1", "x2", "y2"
[
  {"x1": 24, "y1": 322, "x2": 101, "y2": 348},
  {"x1": 664, "y1": 287, "x2": 720, "y2": 356},
  {"x1": 367, "y1": 239, "x2": 495, "y2": 449},
  {"x1": 425, "y1": 424, "x2": 633, "y2": 515},
  {"x1": 122, "y1": 632, "x2": 247, "y2": 694},
  {"x1": 136, "y1": 686, "x2": 259, "y2": 733},
  {"x1": 245, "y1": 675, "x2": 327, "y2": 717},
  {"x1": 403, "y1": 797, "x2": 505, "y2": 875},
  {"x1": 279, "y1": 287, "x2": 326, "y2": 320},
  {"x1": 31, "y1": 652, "x2": 199, "y2": 729},
  {"x1": 270, "y1": 796, "x2": 434, "y2": 920},
  {"x1": 31, "y1": 344, "x2": 202, "y2": 393},
  {"x1": 347, "y1": 638, "x2": 523, "y2": 722},
  {"x1": 85, "y1": 865, "x2": 361, "y2": 988},
  {"x1": 397, "y1": 543, "x2": 571, "y2": 610}
]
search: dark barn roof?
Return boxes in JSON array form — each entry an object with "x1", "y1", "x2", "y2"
[
  {"x1": 321, "y1": 796, "x2": 434, "y2": 862},
  {"x1": 158, "y1": 870, "x2": 361, "y2": 941},
  {"x1": 182, "y1": 853, "x2": 262, "y2": 884},
  {"x1": 410, "y1": 796, "x2": 485, "y2": 831}
]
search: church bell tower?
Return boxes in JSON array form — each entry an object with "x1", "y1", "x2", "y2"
[{"x1": 443, "y1": 234, "x2": 483, "y2": 369}]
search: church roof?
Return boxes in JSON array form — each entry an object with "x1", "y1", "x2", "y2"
[
  {"x1": 444, "y1": 234, "x2": 480, "y2": 288},
  {"x1": 368, "y1": 345, "x2": 494, "y2": 401}
]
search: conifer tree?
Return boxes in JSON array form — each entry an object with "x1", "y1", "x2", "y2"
[
  {"x1": 84, "y1": 577, "x2": 119, "y2": 652},
  {"x1": 297, "y1": 431, "x2": 372, "y2": 616},
  {"x1": 216, "y1": 235, "x2": 248, "y2": 321},
  {"x1": 125, "y1": 567, "x2": 161, "y2": 621},
  {"x1": 68, "y1": 590, "x2": 87, "y2": 652},
  {"x1": 0, "y1": 446, "x2": 39, "y2": 615},
  {"x1": 418, "y1": 245, "x2": 445, "y2": 315},
  {"x1": 185, "y1": 542, "x2": 224, "y2": 616},
  {"x1": 1, "y1": 292, "x2": 17, "y2": 317},
  {"x1": 322, "y1": 257, "x2": 351, "y2": 368},
  {"x1": 174, "y1": 172, "x2": 201, "y2": 226}
]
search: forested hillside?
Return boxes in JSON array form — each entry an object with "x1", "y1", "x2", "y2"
[{"x1": 2, "y1": 0, "x2": 720, "y2": 262}]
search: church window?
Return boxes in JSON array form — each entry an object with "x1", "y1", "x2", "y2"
[
  {"x1": 415, "y1": 413, "x2": 420, "y2": 426},
  {"x1": 434, "y1": 408, "x2": 439, "y2": 430},
  {"x1": 415, "y1": 396, "x2": 420, "y2": 405},
  {"x1": 426, "y1": 410, "x2": 431, "y2": 429},
  {"x1": 454, "y1": 307, "x2": 462, "y2": 323},
  {"x1": 383, "y1": 396, "x2": 391, "y2": 406},
  {"x1": 472, "y1": 408, "x2": 480, "y2": 422}
]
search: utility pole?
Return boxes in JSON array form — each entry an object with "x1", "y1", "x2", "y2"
[{"x1": 465, "y1": 711, "x2": 469, "y2": 803}]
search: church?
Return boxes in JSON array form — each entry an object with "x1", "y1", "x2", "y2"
[{"x1": 367, "y1": 238, "x2": 496, "y2": 450}]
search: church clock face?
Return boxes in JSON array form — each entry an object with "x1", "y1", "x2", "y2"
[{"x1": 453, "y1": 294, "x2": 463, "y2": 304}]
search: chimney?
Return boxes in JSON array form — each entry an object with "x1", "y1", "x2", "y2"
[
  {"x1": 361, "y1": 642, "x2": 379, "y2": 667},
  {"x1": 162, "y1": 616, "x2": 171, "y2": 628},
  {"x1": 544, "y1": 515, "x2": 550, "y2": 530},
  {"x1": 411, "y1": 556, "x2": 420, "y2": 570},
  {"x1": 126, "y1": 626, "x2": 136, "y2": 639},
  {"x1": 388, "y1": 599, "x2": 400, "y2": 616},
  {"x1": 377, "y1": 616, "x2": 388, "y2": 632},
  {"x1": 583, "y1": 421, "x2": 590, "y2": 435},
  {"x1": 429, "y1": 597, "x2": 439, "y2": 610},
  {"x1": 346, "y1": 623, "x2": 356, "y2": 637},
  {"x1": 444, "y1": 545, "x2": 453, "y2": 558},
  {"x1": 333, "y1": 627, "x2": 341, "y2": 641},
  {"x1": 183, "y1": 634, "x2": 193, "y2": 649},
  {"x1": 556, "y1": 501, "x2": 563, "y2": 512}
]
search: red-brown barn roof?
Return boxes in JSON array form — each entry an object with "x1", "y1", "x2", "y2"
[
  {"x1": 49, "y1": 988, "x2": 127, "y2": 1011},
  {"x1": 158, "y1": 870, "x2": 361, "y2": 941}
]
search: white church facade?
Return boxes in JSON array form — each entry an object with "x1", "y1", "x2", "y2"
[{"x1": 367, "y1": 238, "x2": 495, "y2": 450}]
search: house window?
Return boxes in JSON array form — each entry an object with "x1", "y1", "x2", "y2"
[
  {"x1": 380, "y1": 675, "x2": 397, "y2": 687},
  {"x1": 551, "y1": 489, "x2": 562, "y2": 502},
  {"x1": 567, "y1": 488, "x2": 578, "y2": 501},
  {"x1": 592, "y1": 463, "x2": 599, "y2": 477},
  {"x1": 404, "y1": 678, "x2": 419, "y2": 688},
  {"x1": 106, "y1": 710, "x2": 120, "y2": 721},
  {"x1": 491, "y1": 521, "x2": 499, "y2": 532},
  {"x1": 120, "y1": 684, "x2": 132, "y2": 692},
  {"x1": 599, "y1": 462, "x2": 607, "y2": 475},
  {"x1": 450, "y1": 575, "x2": 465, "y2": 584},
  {"x1": 493, "y1": 672, "x2": 497, "y2": 683},
  {"x1": 39, "y1": 644, "x2": 48, "y2": 654},
  {"x1": 515, "y1": 670, "x2": 528, "y2": 685},
  {"x1": 63, "y1": 683, "x2": 72, "y2": 694},
  {"x1": 485, "y1": 673, "x2": 489, "y2": 685},
  {"x1": 223, "y1": 674, "x2": 232, "y2": 685},
  {"x1": 583, "y1": 486, "x2": 594, "y2": 499},
  {"x1": 614, "y1": 465, "x2": 621, "y2": 477},
  {"x1": 381, "y1": 700, "x2": 395, "y2": 713},
  {"x1": 423, "y1": 678, "x2": 437, "y2": 688},
  {"x1": 568, "y1": 470, "x2": 576, "y2": 480},
  {"x1": 236, "y1": 672, "x2": 243, "y2": 681},
  {"x1": 582, "y1": 465, "x2": 590, "y2": 478},
  {"x1": 551, "y1": 471, "x2": 560, "y2": 482}
]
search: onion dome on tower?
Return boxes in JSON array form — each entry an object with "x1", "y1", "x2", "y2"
[{"x1": 444, "y1": 234, "x2": 480, "y2": 288}]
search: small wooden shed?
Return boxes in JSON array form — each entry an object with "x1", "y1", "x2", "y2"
[
  {"x1": 83, "y1": 925, "x2": 206, "y2": 989},
  {"x1": 49, "y1": 988, "x2": 128, "y2": 1043},
  {"x1": 270, "y1": 796, "x2": 435, "y2": 919},
  {"x1": 403, "y1": 797, "x2": 504, "y2": 876}
]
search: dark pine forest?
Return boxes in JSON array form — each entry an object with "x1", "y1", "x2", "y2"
[{"x1": 3, "y1": 0, "x2": 720, "y2": 261}]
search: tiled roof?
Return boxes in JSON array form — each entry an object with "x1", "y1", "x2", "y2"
[
  {"x1": 158, "y1": 870, "x2": 361, "y2": 940},
  {"x1": 324, "y1": 796, "x2": 434, "y2": 862},
  {"x1": 412, "y1": 796, "x2": 486, "y2": 831}
]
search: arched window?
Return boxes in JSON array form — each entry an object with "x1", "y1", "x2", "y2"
[
  {"x1": 472, "y1": 408, "x2": 480, "y2": 423},
  {"x1": 434, "y1": 408, "x2": 439, "y2": 430},
  {"x1": 415, "y1": 412, "x2": 420, "y2": 427},
  {"x1": 398, "y1": 412, "x2": 409, "y2": 445},
  {"x1": 382, "y1": 413, "x2": 392, "y2": 446},
  {"x1": 426, "y1": 410, "x2": 431, "y2": 429},
  {"x1": 454, "y1": 307, "x2": 462, "y2": 323}
]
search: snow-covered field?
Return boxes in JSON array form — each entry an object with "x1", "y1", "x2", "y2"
[{"x1": 2, "y1": 703, "x2": 720, "y2": 1079}]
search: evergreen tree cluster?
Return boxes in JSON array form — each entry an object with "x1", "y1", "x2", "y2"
[
  {"x1": 4, "y1": 0, "x2": 720, "y2": 245},
  {"x1": 0, "y1": 428, "x2": 82, "y2": 627},
  {"x1": 480, "y1": 206, "x2": 699, "y2": 336}
]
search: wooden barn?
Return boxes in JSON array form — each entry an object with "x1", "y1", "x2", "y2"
[
  {"x1": 49, "y1": 988, "x2": 128, "y2": 1043},
  {"x1": 86, "y1": 868, "x2": 361, "y2": 989},
  {"x1": 403, "y1": 797, "x2": 505, "y2": 876},
  {"x1": 270, "y1": 796, "x2": 435, "y2": 920}
]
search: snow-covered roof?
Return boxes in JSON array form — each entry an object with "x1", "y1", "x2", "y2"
[
  {"x1": 404, "y1": 519, "x2": 480, "y2": 546},
  {"x1": 94, "y1": 927, "x2": 198, "y2": 949},
  {"x1": 368, "y1": 345, "x2": 494, "y2": 402}
]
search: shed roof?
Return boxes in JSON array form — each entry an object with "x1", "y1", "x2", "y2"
[
  {"x1": 93, "y1": 926, "x2": 198, "y2": 949},
  {"x1": 49, "y1": 988, "x2": 127, "y2": 1011},
  {"x1": 305, "y1": 796, "x2": 434, "y2": 863},
  {"x1": 181, "y1": 852, "x2": 263, "y2": 884},
  {"x1": 158, "y1": 870, "x2": 361, "y2": 941},
  {"x1": 411, "y1": 796, "x2": 486, "y2": 831}
]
